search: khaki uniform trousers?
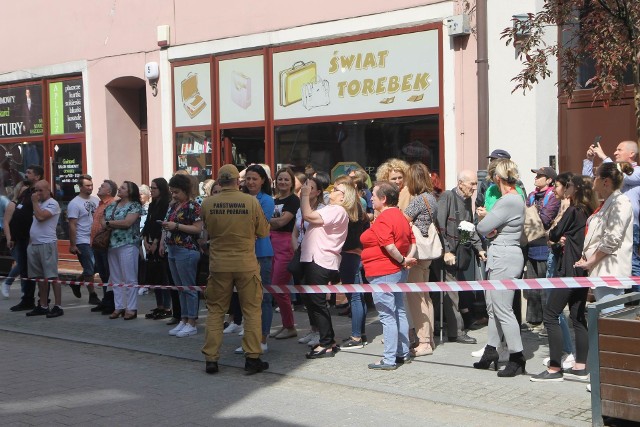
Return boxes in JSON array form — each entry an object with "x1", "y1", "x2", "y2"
[{"x1": 201, "y1": 269, "x2": 263, "y2": 361}]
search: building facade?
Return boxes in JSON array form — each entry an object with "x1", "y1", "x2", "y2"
[{"x1": 3, "y1": 0, "x2": 604, "y2": 247}]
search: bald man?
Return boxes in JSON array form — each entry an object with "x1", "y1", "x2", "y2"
[
  {"x1": 583, "y1": 140, "x2": 640, "y2": 193},
  {"x1": 25, "y1": 180, "x2": 63, "y2": 318},
  {"x1": 436, "y1": 170, "x2": 486, "y2": 344}
]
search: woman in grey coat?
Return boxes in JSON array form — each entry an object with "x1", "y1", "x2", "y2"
[{"x1": 474, "y1": 159, "x2": 526, "y2": 377}]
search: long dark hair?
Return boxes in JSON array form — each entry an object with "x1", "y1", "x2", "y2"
[
  {"x1": 149, "y1": 177, "x2": 170, "y2": 218},
  {"x1": 571, "y1": 175, "x2": 598, "y2": 216},
  {"x1": 243, "y1": 164, "x2": 272, "y2": 195},
  {"x1": 123, "y1": 181, "x2": 141, "y2": 204}
]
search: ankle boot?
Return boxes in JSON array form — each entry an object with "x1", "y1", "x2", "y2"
[
  {"x1": 473, "y1": 345, "x2": 499, "y2": 370},
  {"x1": 497, "y1": 351, "x2": 526, "y2": 377}
]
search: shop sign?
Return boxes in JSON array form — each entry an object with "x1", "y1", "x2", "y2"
[
  {"x1": 272, "y1": 30, "x2": 439, "y2": 120},
  {"x1": 0, "y1": 83, "x2": 43, "y2": 138},
  {"x1": 174, "y1": 63, "x2": 212, "y2": 127},
  {"x1": 49, "y1": 79, "x2": 85, "y2": 135},
  {"x1": 218, "y1": 55, "x2": 265, "y2": 124}
]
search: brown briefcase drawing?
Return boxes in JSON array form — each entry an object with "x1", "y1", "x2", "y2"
[
  {"x1": 279, "y1": 61, "x2": 317, "y2": 107},
  {"x1": 181, "y1": 72, "x2": 207, "y2": 119}
]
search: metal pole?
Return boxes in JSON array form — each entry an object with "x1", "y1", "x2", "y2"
[{"x1": 476, "y1": 0, "x2": 489, "y2": 169}]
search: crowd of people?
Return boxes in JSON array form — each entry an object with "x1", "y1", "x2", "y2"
[{"x1": 2, "y1": 139, "x2": 638, "y2": 379}]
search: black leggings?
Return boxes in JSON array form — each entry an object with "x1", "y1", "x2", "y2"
[{"x1": 543, "y1": 288, "x2": 588, "y2": 368}]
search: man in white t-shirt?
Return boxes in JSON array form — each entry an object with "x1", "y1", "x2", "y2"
[
  {"x1": 26, "y1": 180, "x2": 62, "y2": 318},
  {"x1": 67, "y1": 174, "x2": 101, "y2": 305}
]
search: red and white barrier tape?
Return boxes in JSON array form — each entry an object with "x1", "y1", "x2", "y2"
[{"x1": 7, "y1": 275, "x2": 637, "y2": 293}]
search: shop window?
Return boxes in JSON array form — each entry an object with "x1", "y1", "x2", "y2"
[
  {"x1": 176, "y1": 131, "x2": 212, "y2": 182},
  {"x1": 52, "y1": 143, "x2": 83, "y2": 240},
  {"x1": 221, "y1": 127, "x2": 265, "y2": 170},
  {"x1": 274, "y1": 115, "x2": 439, "y2": 178}
]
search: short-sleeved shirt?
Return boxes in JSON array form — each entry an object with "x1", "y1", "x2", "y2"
[
  {"x1": 273, "y1": 194, "x2": 300, "y2": 233},
  {"x1": 30, "y1": 198, "x2": 61, "y2": 244},
  {"x1": 9, "y1": 187, "x2": 35, "y2": 241},
  {"x1": 163, "y1": 200, "x2": 201, "y2": 251},
  {"x1": 300, "y1": 204, "x2": 348, "y2": 271},
  {"x1": 295, "y1": 203, "x2": 326, "y2": 246},
  {"x1": 104, "y1": 201, "x2": 143, "y2": 249},
  {"x1": 361, "y1": 207, "x2": 414, "y2": 277},
  {"x1": 67, "y1": 195, "x2": 99, "y2": 245},
  {"x1": 404, "y1": 192, "x2": 438, "y2": 237},
  {"x1": 255, "y1": 192, "x2": 275, "y2": 258}
]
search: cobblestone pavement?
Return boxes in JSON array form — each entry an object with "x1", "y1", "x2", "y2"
[{"x1": 0, "y1": 286, "x2": 592, "y2": 426}]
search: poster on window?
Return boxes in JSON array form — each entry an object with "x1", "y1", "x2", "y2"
[
  {"x1": 49, "y1": 79, "x2": 85, "y2": 135},
  {"x1": 272, "y1": 30, "x2": 439, "y2": 120},
  {"x1": 0, "y1": 83, "x2": 43, "y2": 138},
  {"x1": 174, "y1": 63, "x2": 212, "y2": 127},
  {"x1": 218, "y1": 55, "x2": 265, "y2": 124}
]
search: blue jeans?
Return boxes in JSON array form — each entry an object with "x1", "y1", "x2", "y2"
[
  {"x1": 340, "y1": 254, "x2": 365, "y2": 338},
  {"x1": 167, "y1": 246, "x2": 200, "y2": 319},
  {"x1": 76, "y1": 243, "x2": 95, "y2": 277},
  {"x1": 545, "y1": 252, "x2": 574, "y2": 355},
  {"x1": 4, "y1": 246, "x2": 22, "y2": 286},
  {"x1": 259, "y1": 256, "x2": 273, "y2": 337},
  {"x1": 369, "y1": 270, "x2": 410, "y2": 365}
]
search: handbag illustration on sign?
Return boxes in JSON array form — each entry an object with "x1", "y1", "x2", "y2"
[
  {"x1": 181, "y1": 72, "x2": 207, "y2": 119},
  {"x1": 230, "y1": 70, "x2": 252, "y2": 109},
  {"x1": 302, "y1": 76, "x2": 330, "y2": 110},
  {"x1": 413, "y1": 194, "x2": 443, "y2": 260},
  {"x1": 279, "y1": 61, "x2": 317, "y2": 107}
]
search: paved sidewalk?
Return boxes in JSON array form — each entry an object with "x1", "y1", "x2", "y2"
[{"x1": 0, "y1": 286, "x2": 592, "y2": 426}]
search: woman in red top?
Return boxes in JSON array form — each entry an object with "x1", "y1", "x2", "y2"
[{"x1": 361, "y1": 181, "x2": 417, "y2": 370}]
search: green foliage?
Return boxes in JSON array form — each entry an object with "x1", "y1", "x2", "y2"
[{"x1": 500, "y1": 0, "x2": 640, "y2": 138}]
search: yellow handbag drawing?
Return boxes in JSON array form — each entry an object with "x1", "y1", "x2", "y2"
[
  {"x1": 279, "y1": 61, "x2": 317, "y2": 107},
  {"x1": 181, "y1": 72, "x2": 207, "y2": 119}
]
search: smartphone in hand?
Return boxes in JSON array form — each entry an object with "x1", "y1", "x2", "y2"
[{"x1": 593, "y1": 135, "x2": 602, "y2": 147}]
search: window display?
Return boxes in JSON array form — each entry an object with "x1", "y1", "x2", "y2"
[
  {"x1": 274, "y1": 115, "x2": 439, "y2": 177},
  {"x1": 176, "y1": 131, "x2": 212, "y2": 182}
]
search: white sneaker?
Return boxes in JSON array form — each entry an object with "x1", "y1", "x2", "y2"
[
  {"x1": 176, "y1": 324, "x2": 197, "y2": 337},
  {"x1": 1, "y1": 282, "x2": 9, "y2": 299},
  {"x1": 138, "y1": 287, "x2": 149, "y2": 296},
  {"x1": 471, "y1": 346, "x2": 485, "y2": 358},
  {"x1": 298, "y1": 331, "x2": 319, "y2": 344},
  {"x1": 239, "y1": 329, "x2": 244, "y2": 336},
  {"x1": 223, "y1": 323, "x2": 243, "y2": 334},
  {"x1": 169, "y1": 321, "x2": 186, "y2": 336},
  {"x1": 307, "y1": 336, "x2": 321, "y2": 348},
  {"x1": 542, "y1": 353, "x2": 575, "y2": 370},
  {"x1": 235, "y1": 343, "x2": 268, "y2": 354}
]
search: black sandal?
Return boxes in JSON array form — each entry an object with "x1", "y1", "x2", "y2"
[
  {"x1": 145, "y1": 308, "x2": 160, "y2": 319},
  {"x1": 306, "y1": 345, "x2": 339, "y2": 359}
]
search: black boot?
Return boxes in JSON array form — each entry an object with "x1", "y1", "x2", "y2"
[
  {"x1": 101, "y1": 291, "x2": 115, "y2": 315},
  {"x1": 473, "y1": 345, "x2": 499, "y2": 370},
  {"x1": 497, "y1": 351, "x2": 526, "y2": 377},
  {"x1": 245, "y1": 357, "x2": 269, "y2": 375}
]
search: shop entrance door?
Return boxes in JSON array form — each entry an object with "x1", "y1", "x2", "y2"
[{"x1": 221, "y1": 127, "x2": 265, "y2": 170}]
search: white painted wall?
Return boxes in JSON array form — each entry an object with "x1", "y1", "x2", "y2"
[{"x1": 487, "y1": 0, "x2": 558, "y2": 191}]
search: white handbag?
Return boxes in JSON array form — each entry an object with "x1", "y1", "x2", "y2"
[{"x1": 413, "y1": 194, "x2": 443, "y2": 260}]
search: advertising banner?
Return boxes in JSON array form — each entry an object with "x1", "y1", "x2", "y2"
[
  {"x1": 174, "y1": 63, "x2": 212, "y2": 128},
  {"x1": 0, "y1": 83, "x2": 43, "y2": 138},
  {"x1": 49, "y1": 79, "x2": 85, "y2": 135},
  {"x1": 272, "y1": 30, "x2": 439, "y2": 120},
  {"x1": 218, "y1": 55, "x2": 265, "y2": 124}
]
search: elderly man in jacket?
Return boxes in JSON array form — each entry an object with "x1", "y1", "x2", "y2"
[{"x1": 437, "y1": 170, "x2": 486, "y2": 344}]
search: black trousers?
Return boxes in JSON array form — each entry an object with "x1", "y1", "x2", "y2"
[
  {"x1": 302, "y1": 261, "x2": 338, "y2": 347},
  {"x1": 543, "y1": 288, "x2": 588, "y2": 367}
]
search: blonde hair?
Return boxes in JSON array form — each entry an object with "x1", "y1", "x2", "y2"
[
  {"x1": 338, "y1": 183, "x2": 361, "y2": 222},
  {"x1": 494, "y1": 159, "x2": 519, "y2": 185},
  {"x1": 375, "y1": 158, "x2": 409, "y2": 182}
]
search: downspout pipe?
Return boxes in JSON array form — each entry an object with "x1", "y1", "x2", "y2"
[{"x1": 476, "y1": 0, "x2": 489, "y2": 169}]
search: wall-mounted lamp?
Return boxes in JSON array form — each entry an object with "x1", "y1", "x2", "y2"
[{"x1": 145, "y1": 62, "x2": 159, "y2": 97}]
